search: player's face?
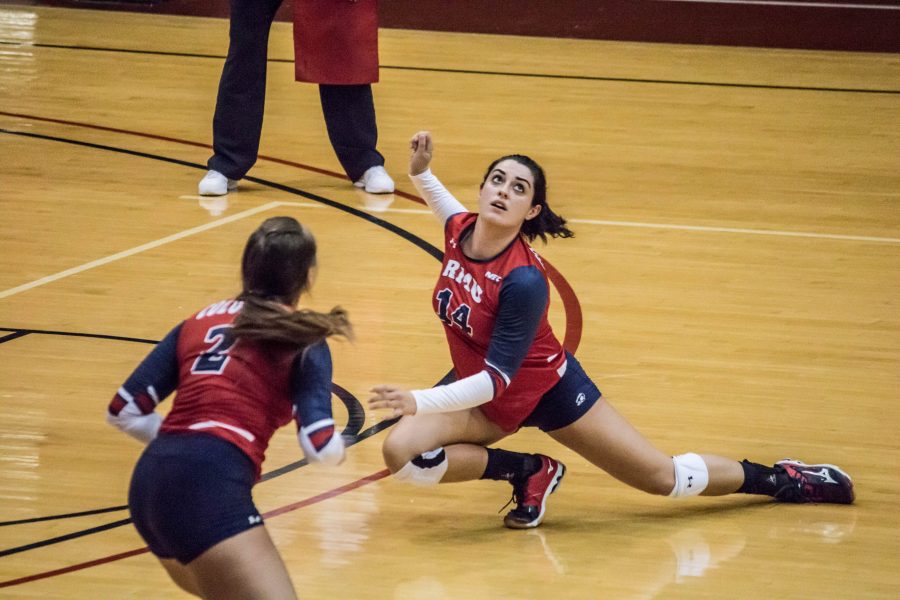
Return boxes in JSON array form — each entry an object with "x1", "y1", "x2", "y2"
[{"x1": 478, "y1": 159, "x2": 542, "y2": 230}]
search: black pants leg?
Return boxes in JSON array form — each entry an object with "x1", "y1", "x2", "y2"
[
  {"x1": 208, "y1": 0, "x2": 284, "y2": 180},
  {"x1": 319, "y1": 84, "x2": 385, "y2": 182}
]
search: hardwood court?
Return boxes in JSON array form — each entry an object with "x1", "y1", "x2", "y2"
[{"x1": 1, "y1": 6, "x2": 899, "y2": 598}]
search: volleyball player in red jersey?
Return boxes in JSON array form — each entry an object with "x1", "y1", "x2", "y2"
[
  {"x1": 369, "y1": 132, "x2": 854, "y2": 530},
  {"x1": 108, "y1": 217, "x2": 351, "y2": 599}
]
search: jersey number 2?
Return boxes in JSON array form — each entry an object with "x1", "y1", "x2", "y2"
[
  {"x1": 191, "y1": 324, "x2": 236, "y2": 375},
  {"x1": 436, "y1": 288, "x2": 473, "y2": 335}
]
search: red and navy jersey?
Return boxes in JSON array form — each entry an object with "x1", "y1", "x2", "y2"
[
  {"x1": 108, "y1": 299, "x2": 335, "y2": 479},
  {"x1": 160, "y1": 299, "x2": 298, "y2": 474},
  {"x1": 436, "y1": 213, "x2": 567, "y2": 430}
]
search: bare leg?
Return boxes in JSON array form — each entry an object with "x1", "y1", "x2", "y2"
[
  {"x1": 549, "y1": 399, "x2": 744, "y2": 496},
  {"x1": 186, "y1": 526, "x2": 297, "y2": 600},
  {"x1": 160, "y1": 558, "x2": 201, "y2": 597},
  {"x1": 382, "y1": 408, "x2": 509, "y2": 481}
]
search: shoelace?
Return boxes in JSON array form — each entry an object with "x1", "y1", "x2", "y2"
[
  {"x1": 772, "y1": 468, "x2": 805, "y2": 502},
  {"x1": 498, "y1": 481, "x2": 526, "y2": 514}
]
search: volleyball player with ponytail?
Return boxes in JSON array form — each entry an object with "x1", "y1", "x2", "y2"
[
  {"x1": 369, "y1": 132, "x2": 854, "y2": 531},
  {"x1": 108, "y1": 216, "x2": 351, "y2": 599}
]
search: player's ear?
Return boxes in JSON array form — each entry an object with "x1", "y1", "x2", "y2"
[{"x1": 525, "y1": 204, "x2": 542, "y2": 221}]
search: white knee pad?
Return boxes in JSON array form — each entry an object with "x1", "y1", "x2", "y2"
[
  {"x1": 669, "y1": 453, "x2": 709, "y2": 498},
  {"x1": 394, "y1": 448, "x2": 448, "y2": 486}
]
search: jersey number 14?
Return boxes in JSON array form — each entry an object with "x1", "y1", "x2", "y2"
[{"x1": 436, "y1": 288, "x2": 473, "y2": 335}]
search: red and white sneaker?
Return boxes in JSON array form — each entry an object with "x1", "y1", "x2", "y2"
[
  {"x1": 774, "y1": 459, "x2": 855, "y2": 504},
  {"x1": 503, "y1": 455, "x2": 566, "y2": 529}
]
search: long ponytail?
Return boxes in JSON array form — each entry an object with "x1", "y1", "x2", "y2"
[
  {"x1": 230, "y1": 216, "x2": 353, "y2": 349},
  {"x1": 232, "y1": 295, "x2": 353, "y2": 348}
]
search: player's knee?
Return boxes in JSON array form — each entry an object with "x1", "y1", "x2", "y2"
[
  {"x1": 381, "y1": 429, "x2": 415, "y2": 473},
  {"x1": 640, "y1": 464, "x2": 677, "y2": 496},
  {"x1": 382, "y1": 441, "x2": 406, "y2": 473},
  {"x1": 667, "y1": 453, "x2": 709, "y2": 498},
  {"x1": 392, "y1": 448, "x2": 448, "y2": 486}
]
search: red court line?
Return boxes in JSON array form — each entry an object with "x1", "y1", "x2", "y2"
[
  {"x1": 0, "y1": 469, "x2": 391, "y2": 589},
  {"x1": 1, "y1": 109, "x2": 584, "y2": 346},
  {"x1": 544, "y1": 260, "x2": 583, "y2": 354},
  {"x1": 0, "y1": 115, "x2": 584, "y2": 587},
  {"x1": 0, "y1": 110, "x2": 424, "y2": 203},
  {"x1": 262, "y1": 468, "x2": 390, "y2": 519}
]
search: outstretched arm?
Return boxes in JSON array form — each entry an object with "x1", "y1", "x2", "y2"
[
  {"x1": 408, "y1": 131, "x2": 467, "y2": 225},
  {"x1": 107, "y1": 323, "x2": 182, "y2": 443}
]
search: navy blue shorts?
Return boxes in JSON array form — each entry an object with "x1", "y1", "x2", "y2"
[
  {"x1": 128, "y1": 433, "x2": 262, "y2": 564},
  {"x1": 521, "y1": 352, "x2": 602, "y2": 432}
]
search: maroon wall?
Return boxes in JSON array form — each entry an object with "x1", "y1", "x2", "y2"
[{"x1": 5, "y1": 0, "x2": 899, "y2": 52}]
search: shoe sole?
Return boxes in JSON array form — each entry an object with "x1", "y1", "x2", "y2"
[
  {"x1": 198, "y1": 185, "x2": 237, "y2": 196},
  {"x1": 505, "y1": 462, "x2": 566, "y2": 530}
]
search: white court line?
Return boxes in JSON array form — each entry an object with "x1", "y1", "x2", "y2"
[
  {"x1": 278, "y1": 201, "x2": 432, "y2": 215},
  {"x1": 280, "y1": 200, "x2": 900, "y2": 244},
  {"x1": 567, "y1": 218, "x2": 900, "y2": 244},
  {"x1": 0, "y1": 201, "x2": 282, "y2": 299},
  {"x1": 654, "y1": 0, "x2": 900, "y2": 10},
  {"x1": 361, "y1": 207, "x2": 434, "y2": 215},
  {"x1": 276, "y1": 202, "x2": 324, "y2": 209},
  {"x1": 2, "y1": 198, "x2": 895, "y2": 300}
]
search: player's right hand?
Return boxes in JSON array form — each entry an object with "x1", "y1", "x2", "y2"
[
  {"x1": 409, "y1": 131, "x2": 434, "y2": 176},
  {"x1": 368, "y1": 385, "x2": 418, "y2": 418}
]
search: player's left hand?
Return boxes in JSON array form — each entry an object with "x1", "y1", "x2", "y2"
[{"x1": 368, "y1": 385, "x2": 417, "y2": 418}]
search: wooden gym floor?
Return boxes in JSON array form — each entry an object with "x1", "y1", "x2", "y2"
[{"x1": 1, "y1": 6, "x2": 899, "y2": 598}]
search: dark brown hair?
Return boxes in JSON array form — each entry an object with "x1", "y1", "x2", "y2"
[
  {"x1": 481, "y1": 154, "x2": 574, "y2": 244},
  {"x1": 231, "y1": 216, "x2": 352, "y2": 348}
]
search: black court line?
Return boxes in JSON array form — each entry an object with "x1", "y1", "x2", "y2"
[
  {"x1": 0, "y1": 379, "x2": 369, "y2": 557},
  {"x1": 0, "y1": 519, "x2": 134, "y2": 559},
  {"x1": 0, "y1": 39, "x2": 896, "y2": 94},
  {"x1": 0, "y1": 131, "x2": 447, "y2": 557},
  {"x1": 0, "y1": 327, "x2": 158, "y2": 345},
  {"x1": 0, "y1": 330, "x2": 30, "y2": 344},
  {"x1": 0, "y1": 330, "x2": 365, "y2": 522},
  {"x1": 0, "y1": 128, "x2": 443, "y2": 261},
  {"x1": 0, "y1": 390, "x2": 365, "y2": 527},
  {"x1": 0, "y1": 413, "x2": 396, "y2": 559},
  {"x1": 0, "y1": 506, "x2": 129, "y2": 528}
]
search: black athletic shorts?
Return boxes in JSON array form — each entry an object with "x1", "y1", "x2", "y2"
[
  {"x1": 521, "y1": 352, "x2": 602, "y2": 432},
  {"x1": 128, "y1": 432, "x2": 262, "y2": 564}
]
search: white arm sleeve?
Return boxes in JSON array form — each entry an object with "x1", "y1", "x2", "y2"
[
  {"x1": 410, "y1": 169, "x2": 468, "y2": 225},
  {"x1": 106, "y1": 405, "x2": 162, "y2": 444},
  {"x1": 412, "y1": 370, "x2": 495, "y2": 415}
]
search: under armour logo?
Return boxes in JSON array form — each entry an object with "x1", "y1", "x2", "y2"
[
  {"x1": 248, "y1": 515, "x2": 262, "y2": 525},
  {"x1": 449, "y1": 239, "x2": 458, "y2": 248},
  {"x1": 802, "y1": 468, "x2": 838, "y2": 485},
  {"x1": 687, "y1": 475, "x2": 694, "y2": 488},
  {"x1": 575, "y1": 393, "x2": 586, "y2": 406}
]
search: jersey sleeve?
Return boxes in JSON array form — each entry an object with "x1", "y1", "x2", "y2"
[
  {"x1": 291, "y1": 341, "x2": 345, "y2": 465},
  {"x1": 409, "y1": 169, "x2": 467, "y2": 225},
  {"x1": 483, "y1": 266, "x2": 548, "y2": 397},
  {"x1": 106, "y1": 322, "x2": 182, "y2": 443}
]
